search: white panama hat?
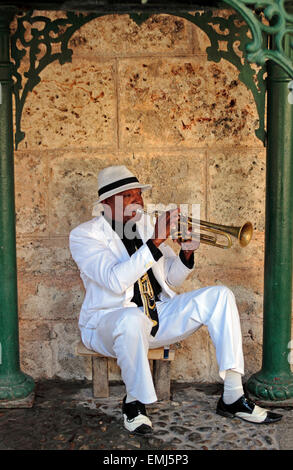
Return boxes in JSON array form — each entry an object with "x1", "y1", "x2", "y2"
[{"x1": 96, "y1": 165, "x2": 151, "y2": 203}]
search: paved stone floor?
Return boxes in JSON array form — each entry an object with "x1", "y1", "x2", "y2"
[{"x1": 0, "y1": 379, "x2": 292, "y2": 452}]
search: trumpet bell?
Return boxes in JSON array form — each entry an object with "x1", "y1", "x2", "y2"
[
  {"x1": 197, "y1": 219, "x2": 253, "y2": 249},
  {"x1": 224, "y1": 221, "x2": 254, "y2": 248}
]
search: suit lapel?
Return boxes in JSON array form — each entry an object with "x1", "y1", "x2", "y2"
[
  {"x1": 99, "y1": 214, "x2": 169, "y2": 296},
  {"x1": 100, "y1": 216, "x2": 130, "y2": 261}
]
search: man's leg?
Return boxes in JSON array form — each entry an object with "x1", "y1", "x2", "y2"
[
  {"x1": 84, "y1": 307, "x2": 157, "y2": 404},
  {"x1": 149, "y1": 286, "x2": 282, "y2": 424},
  {"x1": 150, "y1": 285, "x2": 244, "y2": 378},
  {"x1": 82, "y1": 307, "x2": 156, "y2": 434}
]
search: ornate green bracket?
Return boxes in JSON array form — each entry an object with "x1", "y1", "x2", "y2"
[
  {"x1": 11, "y1": 7, "x2": 267, "y2": 148},
  {"x1": 11, "y1": 10, "x2": 101, "y2": 149},
  {"x1": 223, "y1": 0, "x2": 293, "y2": 78}
]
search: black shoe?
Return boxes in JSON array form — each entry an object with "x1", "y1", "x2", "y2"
[
  {"x1": 122, "y1": 396, "x2": 153, "y2": 435},
  {"x1": 216, "y1": 394, "x2": 282, "y2": 424}
]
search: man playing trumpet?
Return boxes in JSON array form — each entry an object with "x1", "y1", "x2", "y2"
[{"x1": 69, "y1": 165, "x2": 282, "y2": 435}]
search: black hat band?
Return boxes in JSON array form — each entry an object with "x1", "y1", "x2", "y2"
[{"x1": 98, "y1": 176, "x2": 139, "y2": 197}]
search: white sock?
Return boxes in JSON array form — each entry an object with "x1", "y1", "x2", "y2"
[
  {"x1": 223, "y1": 370, "x2": 244, "y2": 405},
  {"x1": 125, "y1": 393, "x2": 137, "y2": 403}
]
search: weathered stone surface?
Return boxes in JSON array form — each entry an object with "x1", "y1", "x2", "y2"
[
  {"x1": 119, "y1": 57, "x2": 260, "y2": 149},
  {"x1": 69, "y1": 14, "x2": 193, "y2": 57},
  {"x1": 17, "y1": 237, "x2": 76, "y2": 275},
  {"x1": 14, "y1": 151, "x2": 48, "y2": 234},
  {"x1": 147, "y1": 150, "x2": 206, "y2": 209},
  {"x1": 19, "y1": 320, "x2": 52, "y2": 342},
  {"x1": 50, "y1": 322, "x2": 91, "y2": 380},
  {"x1": 208, "y1": 147, "x2": 266, "y2": 231},
  {"x1": 171, "y1": 326, "x2": 219, "y2": 383},
  {"x1": 18, "y1": 273, "x2": 83, "y2": 321},
  {"x1": 18, "y1": 58, "x2": 117, "y2": 150},
  {"x1": 178, "y1": 264, "x2": 264, "y2": 296},
  {"x1": 19, "y1": 335, "x2": 53, "y2": 379}
]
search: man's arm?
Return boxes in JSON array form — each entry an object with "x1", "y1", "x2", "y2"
[{"x1": 70, "y1": 226, "x2": 161, "y2": 295}]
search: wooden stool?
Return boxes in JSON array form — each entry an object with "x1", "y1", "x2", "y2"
[{"x1": 76, "y1": 341, "x2": 175, "y2": 401}]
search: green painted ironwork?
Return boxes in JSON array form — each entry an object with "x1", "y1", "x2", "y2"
[
  {"x1": 0, "y1": 7, "x2": 35, "y2": 402},
  {"x1": 247, "y1": 30, "x2": 293, "y2": 400},
  {"x1": 223, "y1": 0, "x2": 293, "y2": 77},
  {"x1": 11, "y1": 8, "x2": 267, "y2": 147},
  {"x1": 11, "y1": 10, "x2": 102, "y2": 149}
]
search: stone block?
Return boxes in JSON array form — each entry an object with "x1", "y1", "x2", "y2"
[
  {"x1": 241, "y1": 314, "x2": 263, "y2": 375},
  {"x1": 68, "y1": 14, "x2": 193, "y2": 57},
  {"x1": 191, "y1": 22, "x2": 211, "y2": 55},
  {"x1": 14, "y1": 150, "x2": 48, "y2": 235},
  {"x1": 207, "y1": 147, "x2": 266, "y2": 231},
  {"x1": 19, "y1": 320, "x2": 52, "y2": 342},
  {"x1": 144, "y1": 150, "x2": 206, "y2": 211},
  {"x1": 182, "y1": 265, "x2": 265, "y2": 296},
  {"x1": 17, "y1": 237, "x2": 76, "y2": 275},
  {"x1": 48, "y1": 150, "x2": 102, "y2": 235},
  {"x1": 19, "y1": 336, "x2": 53, "y2": 379},
  {"x1": 18, "y1": 273, "x2": 83, "y2": 321},
  {"x1": 205, "y1": 61, "x2": 262, "y2": 147},
  {"x1": 50, "y1": 322, "x2": 91, "y2": 380},
  {"x1": 18, "y1": 319, "x2": 53, "y2": 379},
  {"x1": 171, "y1": 326, "x2": 219, "y2": 383},
  {"x1": 119, "y1": 57, "x2": 261, "y2": 149},
  {"x1": 119, "y1": 57, "x2": 208, "y2": 149},
  {"x1": 18, "y1": 57, "x2": 117, "y2": 150}
]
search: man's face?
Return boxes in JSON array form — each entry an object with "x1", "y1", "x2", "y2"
[{"x1": 103, "y1": 188, "x2": 144, "y2": 223}]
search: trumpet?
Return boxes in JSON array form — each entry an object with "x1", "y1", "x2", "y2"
[{"x1": 137, "y1": 208, "x2": 253, "y2": 249}]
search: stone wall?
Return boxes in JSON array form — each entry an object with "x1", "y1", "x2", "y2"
[{"x1": 14, "y1": 10, "x2": 267, "y2": 383}]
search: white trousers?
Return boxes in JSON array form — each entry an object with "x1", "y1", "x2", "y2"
[{"x1": 80, "y1": 286, "x2": 244, "y2": 404}]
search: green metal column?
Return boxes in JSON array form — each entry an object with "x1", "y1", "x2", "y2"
[
  {"x1": 247, "y1": 32, "x2": 293, "y2": 400},
  {"x1": 0, "y1": 7, "x2": 34, "y2": 404}
]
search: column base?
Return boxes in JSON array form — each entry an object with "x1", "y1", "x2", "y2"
[
  {"x1": 246, "y1": 371, "x2": 293, "y2": 401},
  {"x1": 0, "y1": 391, "x2": 35, "y2": 409},
  {"x1": 0, "y1": 371, "x2": 35, "y2": 405}
]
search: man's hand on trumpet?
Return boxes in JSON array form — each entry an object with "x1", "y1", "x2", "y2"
[
  {"x1": 152, "y1": 208, "x2": 200, "y2": 261},
  {"x1": 176, "y1": 235, "x2": 200, "y2": 261},
  {"x1": 151, "y1": 208, "x2": 179, "y2": 247}
]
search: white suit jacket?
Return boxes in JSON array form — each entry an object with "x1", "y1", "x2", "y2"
[{"x1": 69, "y1": 214, "x2": 194, "y2": 329}]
